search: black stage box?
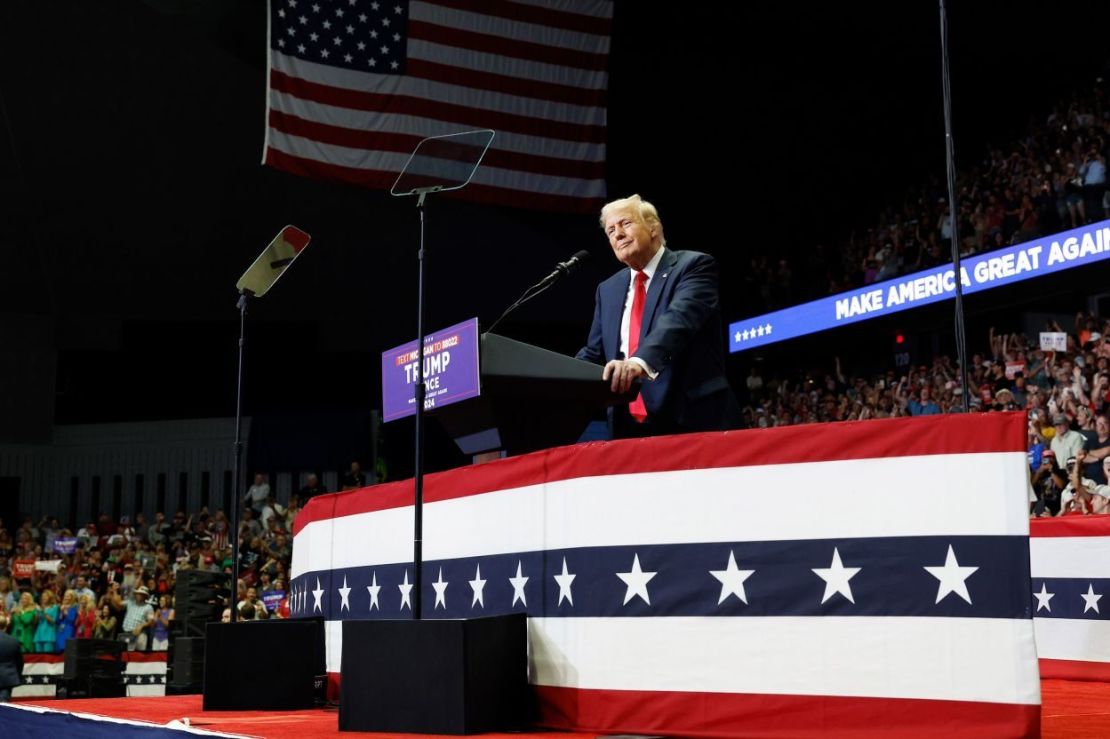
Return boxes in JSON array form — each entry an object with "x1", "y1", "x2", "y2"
[
  {"x1": 339, "y1": 614, "x2": 530, "y2": 734},
  {"x1": 203, "y1": 618, "x2": 326, "y2": 710}
]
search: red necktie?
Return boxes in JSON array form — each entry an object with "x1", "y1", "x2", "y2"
[{"x1": 628, "y1": 270, "x2": 648, "y2": 422}]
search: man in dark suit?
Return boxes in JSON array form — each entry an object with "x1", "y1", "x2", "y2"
[
  {"x1": 0, "y1": 629, "x2": 23, "y2": 701},
  {"x1": 577, "y1": 194, "x2": 740, "y2": 437}
]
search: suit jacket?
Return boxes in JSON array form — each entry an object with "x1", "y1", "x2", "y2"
[
  {"x1": 576, "y1": 248, "x2": 739, "y2": 434},
  {"x1": 0, "y1": 630, "x2": 23, "y2": 690}
]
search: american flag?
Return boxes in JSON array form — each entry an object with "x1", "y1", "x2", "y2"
[
  {"x1": 264, "y1": 0, "x2": 611, "y2": 211},
  {"x1": 290, "y1": 413, "x2": 1040, "y2": 738},
  {"x1": 1031, "y1": 514, "x2": 1110, "y2": 681}
]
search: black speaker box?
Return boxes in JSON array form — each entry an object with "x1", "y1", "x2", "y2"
[
  {"x1": 202, "y1": 618, "x2": 325, "y2": 710},
  {"x1": 339, "y1": 614, "x2": 530, "y2": 735},
  {"x1": 63, "y1": 638, "x2": 124, "y2": 680}
]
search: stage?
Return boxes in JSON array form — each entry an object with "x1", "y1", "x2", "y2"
[{"x1": 0, "y1": 681, "x2": 1104, "y2": 738}]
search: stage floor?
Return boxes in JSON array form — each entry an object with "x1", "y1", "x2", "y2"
[{"x1": 11, "y1": 680, "x2": 1110, "y2": 738}]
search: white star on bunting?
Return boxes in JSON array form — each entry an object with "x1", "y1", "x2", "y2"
[
  {"x1": 367, "y1": 572, "x2": 381, "y2": 611},
  {"x1": 616, "y1": 553, "x2": 657, "y2": 606},
  {"x1": 812, "y1": 547, "x2": 861, "y2": 604},
  {"x1": 509, "y1": 560, "x2": 529, "y2": 607},
  {"x1": 923, "y1": 545, "x2": 978, "y2": 604},
  {"x1": 398, "y1": 570, "x2": 413, "y2": 611},
  {"x1": 709, "y1": 550, "x2": 755, "y2": 605},
  {"x1": 469, "y1": 563, "x2": 487, "y2": 608},
  {"x1": 338, "y1": 575, "x2": 351, "y2": 611},
  {"x1": 432, "y1": 567, "x2": 449, "y2": 610},
  {"x1": 1033, "y1": 582, "x2": 1054, "y2": 613},
  {"x1": 554, "y1": 557, "x2": 576, "y2": 606},
  {"x1": 1082, "y1": 583, "x2": 1103, "y2": 614},
  {"x1": 312, "y1": 577, "x2": 324, "y2": 612}
]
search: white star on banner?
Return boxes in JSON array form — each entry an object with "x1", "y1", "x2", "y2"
[
  {"x1": 923, "y1": 545, "x2": 979, "y2": 604},
  {"x1": 1034, "y1": 582, "x2": 1054, "y2": 613},
  {"x1": 554, "y1": 557, "x2": 576, "y2": 606},
  {"x1": 756, "y1": 325, "x2": 765, "y2": 337},
  {"x1": 367, "y1": 572, "x2": 381, "y2": 611},
  {"x1": 338, "y1": 575, "x2": 351, "y2": 611},
  {"x1": 764, "y1": 323, "x2": 773, "y2": 334},
  {"x1": 741, "y1": 330, "x2": 750, "y2": 341},
  {"x1": 709, "y1": 550, "x2": 755, "y2": 605},
  {"x1": 812, "y1": 547, "x2": 861, "y2": 604},
  {"x1": 312, "y1": 577, "x2": 324, "y2": 612},
  {"x1": 398, "y1": 570, "x2": 413, "y2": 611},
  {"x1": 509, "y1": 560, "x2": 529, "y2": 607},
  {"x1": 344, "y1": 53, "x2": 353, "y2": 62},
  {"x1": 1083, "y1": 583, "x2": 1103, "y2": 614},
  {"x1": 432, "y1": 567, "x2": 449, "y2": 609},
  {"x1": 734, "y1": 331, "x2": 742, "y2": 343},
  {"x1": 469, "y1": 563, "x2": 487, "y2": 608},
  {"x1": 616, "y1": 553, "x2": 657, "y2": 606}
]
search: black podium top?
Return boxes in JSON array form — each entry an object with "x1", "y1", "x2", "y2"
[{"x1": 428, "y1": 332, "x2": 629, "y2": 456}]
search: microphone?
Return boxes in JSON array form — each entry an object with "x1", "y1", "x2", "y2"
[
  {"x1": 486, "y1": 250, "x2": 591, "y2": 334},
  {"x1": 539, "y1": 250, "x2": 590, "y2": 287}
]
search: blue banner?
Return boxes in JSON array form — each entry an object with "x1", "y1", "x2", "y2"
[
  {"x1": 52, "y1": 537, "x2": 77, "y2": 554},
  {"x1": 381, "y1": 318, "x2": 481, "y2": 421},
  {"x1": 730, "y1": 219, "x2": 1110, "y2": 352}
]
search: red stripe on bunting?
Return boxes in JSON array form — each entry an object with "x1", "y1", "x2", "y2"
[
  {"x1": 534, "y1": 684, "x2": 1040, "y2": 739},
  {"x1": 1030, "y1": 514, "x2": 1110, "y2": 538},
  {"x1": 293, "y1": 412, "x2": 1027, "y2": 536}
]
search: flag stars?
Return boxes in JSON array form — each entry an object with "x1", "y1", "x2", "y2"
[
  {"x1": 616, "y1": 553, "x2": 658, "y2": 606},
  {"x1": 1082, "y1": 583, "x2": 1103, "y2": 614},
  {"x1": 554, "y1": 557, "x2": 576, "y2": 606},
  {"x1": 371, "y1": 1, "x2": 380, "y2": 10},
  {"x1": 287, "y1": 27, "x2": 296, "y2": 36},
  {"x1": 323, "y1": 20, "x2": 332, "y2": 29},
  {"x1": 338, "y1": 575, "x2": 352, "y2": 611},
  {"x1": 368, "y1": 58, "x2": 377, "y2": 67},
  {"x1": 432, "y1": 567, "x2": 449, "y2": 609},
  {"x1": 812, "y1": 547, "x2": 861, "y2": 604},
  {"x1": 320, "y1": 49, "x2": 330, "y2": 59},
  {"x1": 398, "y1": 570, "x2": 413, "y2": 611},
  {"x1": 311, "y1": 577, "x2": 324, "y2": 612},
  {"x1": 297, "y1": 43, "x2": 306, "y2": 53},
  {"x1": 334, "y1": 36, "x2": 343, "y2": 46},
  {"x1": 382, "y1": 17, "x2": 391, "y2": 27},
  {"x1": 370, "y1": 29, "x2": 379, "y2": 39},
  {"x1": 298, "y1": 14, "x2": 307, "y2": 24},
  {"x1": 278, "y1": 8, "x2": 286, "y2": 18},
  {"x1": 380, "y1": 44, "x2": 390, "y2": 54},
  {"x1": 710, "y1": 550, "x2": 755, "y2": 605},
  {"x1": 335, "y1": 7, "x2": 344, "y2": 17},
  {"x1": 309, "y1": 32, "x2": 319, "y2": 41},
  {"x1": 1034, "y1": 582, "x2": 1054, "y2": 613},
  {"x1": 347, "y1": 24, "x2": 355, "y2": 34},
  {"x1": 277, "y1": 38, "x2": 286, "y2": 48},
  {"x1": 367, "y1": 572, "x2": 381, "y2": 611},
  {"x1": 393, "y1": 32, "x2": 400, "y2": 42},
  {"x1": 923, "y1": 545, "x2": 978, "y2": 604},
  {"x1": 394, "y1": 4, "x2": 403, "y2": 13},
  {"x1": 359, "y1": 13, "x2": 368, "y2": 22},
  {"x1": 357, "y1": 41, "x2": 365, "y2": 50},
  {"x1": 344, "y1": 53, "x2": 353, "y2": 63},
  {"x1": 311, "y1": 3, "x2": 320, "y2": 11},
  {"x1": 469, "y1": 563, "x2": 487, "y2": 608},
  {"x1": 390, "y1": 60, "x2": 399, "y2": 70},
  {"x1": 509, "y1": 560, "x2": 529, "y2": 607},
  {"x1": 287, "y1": 0, "x2": 296, "y2": 6}
]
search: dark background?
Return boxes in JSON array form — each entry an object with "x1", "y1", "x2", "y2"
[{"x1": 3, "y1": 1, "x2": 1110, "y2": 473}]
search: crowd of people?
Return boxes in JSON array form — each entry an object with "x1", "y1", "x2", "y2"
[
  {"x1": 741, "y1": 311, "x2": 1110, "y2": 517},
  {"x1": 0, "y1": 480, "x2": 307, "y2": 654},
  {"x1": 742, "y1": 80, "x2": 1110, "y2": 313}
]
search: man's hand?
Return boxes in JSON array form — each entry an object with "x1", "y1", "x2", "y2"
[{"x1": 603, "y1": 359, "x2": 646, "y2": 394}]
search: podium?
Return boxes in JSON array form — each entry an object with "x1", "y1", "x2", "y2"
[{"x1": 429, "y1": 332, "x2": 629, "y2": 456}]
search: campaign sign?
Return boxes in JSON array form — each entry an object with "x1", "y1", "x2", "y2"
[
  {"x1": 262, "y1": 590, "x2": 285, "y2": 612},
  {"x1": 382, "y1": 318, "x2": 481, "y2": 422},
  {"x1": 53, "y1": 537, "x2": 77, "y2": 554},
  {"x1": 731, "y1": 219, "x2": 1110, "y2": 352}
]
